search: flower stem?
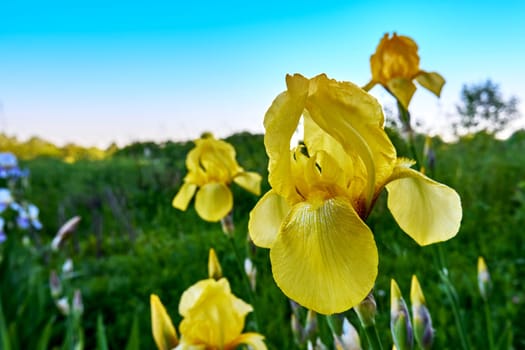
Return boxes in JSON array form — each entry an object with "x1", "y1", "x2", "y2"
[
  {"x1": 483, "y1": 300, "x2": 495, "y2": 350},
  {"x1": 396, "y1": 101, "x2": 420, "y2": 167},
  {"x1": 226, "y1": 233, "x2": 261, "y2": 332},
  {"x1": 362, "y1": 323, "x2": 384, "y2": 350},
  {"x1": 433, "y1": 245, "x2": 471, "y2": 350}
]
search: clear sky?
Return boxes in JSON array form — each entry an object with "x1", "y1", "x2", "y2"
[{"x1": 1, "y1": 0, "x2": 524, "y2": 147}]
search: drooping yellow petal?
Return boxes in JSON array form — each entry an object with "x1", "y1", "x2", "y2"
[
  {"x1": 178, "y1": 278, "x2": 252, "y2": 347},
  {"x1": 233, "y1": 171, "x2": 262, "y2": 196},
  {"x1": 270, "y1": 197, "x2": 378, "y2": 314},
  {"x1": 385, "y1": 165, "x2": 462, "y2": 246},
  {"x1": 386, "y1": 78, "x2": 417, "y2": 110},
  {"x1": 263, "y1": 74, "x2": 309, "y2": 201},
  {"x1": 194, "y1": 183, "x2": 233, "y2": 222},
  {"x1": 249, "y1": 190, "x2": 290, "y2": 248},
  {"x1": 172, "y1": 183, "x2": 198, "y2": 211},
  {"x1": 150, "y1": 294, "x2": 178, "y2": 350},
  {"x1": 415, "y1": 71, "x2": 446, "y2": 97},
  {"x1": 227, "y1": 333, "x2": 267, "y2": 350}
]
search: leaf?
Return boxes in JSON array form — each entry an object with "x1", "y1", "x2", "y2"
[
  {"x1": 0, "y1": 301, "x2": 12, "y2": 350},
  {"x1": 125, "y1": 314, "x2": 140, "y2": 350},
  {"x1": 36, "y1": 316, "x2": 56, "y2": 350},
  {"x1": 96, "y1": 314, "x2": 109, "y2": 350}
]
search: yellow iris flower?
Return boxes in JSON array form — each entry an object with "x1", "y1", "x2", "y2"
[
  {"x1": 172, "y1": 133, "x2": 262, "y2": 222},
  {"x1": 151, "y1": 278, "x2": 266, "y2": 350},
  {"x1": 249, "y1": 73, "x2": 462, "y2": 315},
  {"x1": 363, "y1": 33, "x2": 445, "y2": 109}
]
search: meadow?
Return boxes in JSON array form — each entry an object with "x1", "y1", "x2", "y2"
[{"x1": 1, "y1": 127, "x2": 524, "y2": 349}]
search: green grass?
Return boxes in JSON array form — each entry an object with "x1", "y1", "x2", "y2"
[{"x1": 1, "y1": 129, "x2": 524, "y2": 349}]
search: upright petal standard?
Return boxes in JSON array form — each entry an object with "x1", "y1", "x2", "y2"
[{"x1": 249, "y1": 73, "x2": 462, "y2": 314}]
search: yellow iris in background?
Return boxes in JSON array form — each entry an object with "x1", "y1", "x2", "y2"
[
  {"x1": 172, "y1": 133, "x2": 262, "y2": 222},
  {"x1": 363, "y1": 32, "x2": 445, "y2": 109},
  {"x1": 249, "y1": 73, "x2": 462, "y2": 314},
  {"x1": 151, "y1": 278, "x2": 266, "y2": 350}
]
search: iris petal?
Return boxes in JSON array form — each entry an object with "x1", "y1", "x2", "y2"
[
  {"x1": 228, "y1": 333, "x2": 267, "y2": 350},
  {"x1": 150, "y1": 294, "x2": 178, "y2": 350},
  {"x1": 386, "y1": 166, "x2": 462, "y2": 246},
  {"x1": 264, "y1": 74, "x2": 309, "y2": 201},
  {"x1": 172, "y1": 183, "x2": 198, "y2": 211},
  {"x1": 306, "y1": 75, "x2": 397, "y2": 207},
  {"x1": 416, "y1": 71, "x2": 446, "y2": 97},
  {"x1": 179, "y1": 279, "x2": 252, "y2": 347},
  {"x1": 249, "y1": 190, "x2": 290, "y2": 248},
  {"x1": 386, "y1": 78, "x2": 417, "y2": 110},
  {"x1": 270, "y1": 197, "x2": 378, "y2": 314},
  {"x1": 195, "y1": 183, "x2": 233, "y2": 222},
  {"x1": 233, "y1": 171, "x2": 262, "y2": 195}
]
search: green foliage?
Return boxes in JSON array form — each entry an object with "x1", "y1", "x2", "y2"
[
  {"x1": 124, "y1": 315, "x2": 140, "y2": 350},
  {"x1": 2, "y1": 130, "x2": 525, "y2": 349},
  {"x1": 0, "y1": 133, "x2": 112, "y2": 161},
  {"x1": 96, "y1": 314, "x2": 109, "y2": 350}
]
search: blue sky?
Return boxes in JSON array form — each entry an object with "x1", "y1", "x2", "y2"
[{"x1": 1, "y1": 1, "x2": 524, "y2": 147}]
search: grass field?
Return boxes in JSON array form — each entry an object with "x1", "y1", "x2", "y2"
[{"x1": 1, "y1": 129, "x2": 524, "y2": 349}]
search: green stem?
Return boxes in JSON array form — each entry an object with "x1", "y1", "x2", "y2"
[
  {"x1": 396, "y1": 101, "x2": 420, "y2": 166},
  {"x1": 483, "y1": 300, "x2": 495, "y2": 350},
  {"x1": 433, "y1": 245, "x2": 471, "y2": 350},
  {"x1": 495, "y1": 320, "x2": 512, "y2": 350},
  {"x1": 363, "y1": 324, "x2": 384, "y2": 350},
  {"x1": 226, "y1": 234, "x2": 261, "y2": 332}
]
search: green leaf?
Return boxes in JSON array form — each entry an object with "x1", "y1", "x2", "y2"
[
  {"x1": 96, "y1": 314, "x2": 109, "y2": 350},
  {"x1": 0, "y1": 301, "x2": 12, "y2": 350},
  {"x1": 125, "y1": 314, "x2": 141, "y2": 350},
  {"x1": 36, "y1": 316, "x2": 56, "y2": 350}
]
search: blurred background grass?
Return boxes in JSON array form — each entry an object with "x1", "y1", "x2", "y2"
[{"x1": 1, "y1": 129, "x2": 524, "y2": 349}]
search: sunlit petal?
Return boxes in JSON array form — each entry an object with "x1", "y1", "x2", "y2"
[
  {"x1": 386, "y1": 165, "x2": 462, "y2": 245},
  {"x1": 179, "y1": 279, "x2": 252, "y2": 346},
  {"x1": 228, "y1": 333, "x2": 267, "y2": 350},
  {"x1": 150, "y1": 294, "x2": 178, "y2": 350},
  {"x1": 370, "y1": 33, "x2": 420, "y2": 85},
  {"x1": 174, "y1": 343, "x2": 205, "y2": 350},
  {"x1": 264, "y1": 74, "x2": 309, "y2": 201},
  {"x1": 249, "y1": 190, "x2": 290, "y2": 248},
  {"x1": 233, "y1": 171, "x2": 262, "y2": 195},
  {"x1": 415, "y1": 71, "x2": 446, "y2": 97},
  {"x1": 194, "y1": 183, "x2": 233, "y2": 222},
  {"x1": 306, "y1": 74, "x2": 397, "y2": 204},
  {"x1": 270, "y1": 197, "x2": 378, "y2": 314},
  {"x1": 172, "y1": 183, "x2": 198, "y2": 211}
]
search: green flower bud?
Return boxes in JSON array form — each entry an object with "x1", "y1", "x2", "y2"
[
  {"x1": 354, "y1": 292, "x2": 377, "y2": 327},
  {"x1": 477, "y1": 256, "x2": 491, "y2": 301},
  {"x1": 410, "y1": 276, "x2": 433, "y2": 350},
  {"x1": 391, "y1": 279, "x2": 413, "y2": 350},
  {"x1": 49, "y1": 270, "x2": 62, "y2": 299}
]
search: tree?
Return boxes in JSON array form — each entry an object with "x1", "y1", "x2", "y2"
[{"x1": 454, "y1": 79, "x2": 520, "y2": 135}]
